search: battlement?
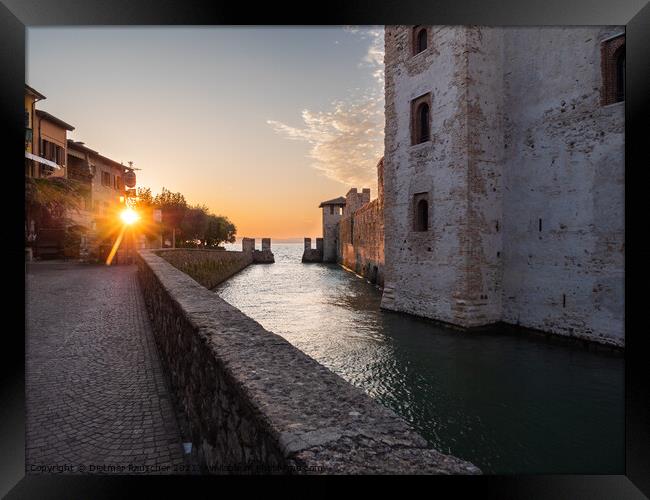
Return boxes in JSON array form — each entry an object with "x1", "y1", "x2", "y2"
[
  {"x1": 343, "y1": 187, "x2": 371, "y2": 217},
  {"x1": 242, "y1": 237, "x2": 275, "y2": 263},
  {"x1": 302, "y1": 237, "x2": 323, "y2": 263}
]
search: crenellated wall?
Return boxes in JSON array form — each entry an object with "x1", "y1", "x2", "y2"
[
  {"x1": 136, "y1": 249, "x2": 480, "y2": 474},
  {"x1": 333, "y1": 158, "x2": 385, "y2": 286}
]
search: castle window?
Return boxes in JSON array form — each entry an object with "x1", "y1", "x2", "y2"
[
  {"x1": 413, "y1": 26, "x2": 428, "y2": 55},
  {"x1": 600, "y1": 34, "x2": 625, "y2": 105},
  {"x1": 418, "y1": 104, "x2": 430, "y2": 143},
  {"x1": 413, "y1": 193, "x2": 429, "y2": 232},
  {"x1": 411, "y1": 93, "x2": 432, "y2": 145},
  {"x1": 330, "y1": 206, "x2": 334, "y2": 215},
  {"x1": 615, "y1": 48, "x2": 625, "y2": 102}
]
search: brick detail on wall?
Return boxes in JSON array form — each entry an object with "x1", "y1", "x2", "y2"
[{"x1": 600, "y1": 33, "x2": 625, "y2": 106}]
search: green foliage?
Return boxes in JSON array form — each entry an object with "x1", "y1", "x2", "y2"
[
  {"x1": 133, "y1": 185, "x2": 237, "y2": 248},
  {"x1": 180, "y1": 205, "x2": 210, "y2": 243},
  {"x1": 26, "y1": 176, "x2": 90, "y2": 216},
  {"x1": 204, "y1": 214, "x2": 237, "y2": 247},
  {"x1": 154, "y1": 187, "x2": 187, "y2": 229}
]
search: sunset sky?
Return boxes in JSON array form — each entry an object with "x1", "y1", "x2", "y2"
[{"x1": 27, "y1": 27, "x2": 384, "y2": 240}]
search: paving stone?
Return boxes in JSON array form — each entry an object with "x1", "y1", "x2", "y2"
[{"x1": 26, "y1": 262, "x2": 188, "y2": 474}]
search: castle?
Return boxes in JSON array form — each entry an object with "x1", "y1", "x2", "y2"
[{"x1": 310, "y1": 26, "x2": 624, "y2": 347}]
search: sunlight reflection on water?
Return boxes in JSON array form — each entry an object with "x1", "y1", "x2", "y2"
[{"x1": 216, "y1": 242, "x2": 624, "y2": 474}]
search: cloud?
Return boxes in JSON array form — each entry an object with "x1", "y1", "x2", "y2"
[{"x1": 267, "y1": 27, "x2": 384, "y2": 189}]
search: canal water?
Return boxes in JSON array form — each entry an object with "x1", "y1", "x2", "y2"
[{"x1": 217, "y1": 242, "x2": 624, "y2": 474}]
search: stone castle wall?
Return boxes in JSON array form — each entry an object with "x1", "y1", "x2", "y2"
[
  {"x1": 322, "y1": 208, "x2": 341, "y2": 263},
  {"x1": 382, "y1": 26, "x2": 484, "y2": 325},
  {"x1": 381, "y1": 26, "x2": 624, "y2": 346},
  {"x1": 339, "y1": 197, "x2": 384, "y2": 286},
  {"x1": 332, "y1": 158, "x2": 385, "y2": 286},
  {"x1": 499, "y1": 27, "x2": 624, "y2": 346},
  {"x1": 136, "y1": 249, "x2": 480, "y2": 474}
]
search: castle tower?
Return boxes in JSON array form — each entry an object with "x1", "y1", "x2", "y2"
[
  {"x1": 381, "y1": 26, "x2": 504, "y2": 327},
  {"x1": 318, "y1": 196, "x2": 346, "y2": 263},
  {"x1": 381, "y1": 25, "x2": 624, "y2": 345}
]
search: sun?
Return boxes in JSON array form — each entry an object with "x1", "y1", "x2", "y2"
[{"x1": 120, "y1": 207, "x2": 140, "y2": 225}]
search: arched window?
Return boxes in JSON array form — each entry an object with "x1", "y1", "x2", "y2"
[
  {"x1": 417, "y1": 103, "x2": 430, "y2": 144},
  {"x1": 416, "y1": 28, "x2": 428, "y2": 53},
  {"x1": 615, "y1": 47, "x2": 625, "y2": 102},
  {"x1": 414, "y1": 197, "x2": 429, "y2": 232}
]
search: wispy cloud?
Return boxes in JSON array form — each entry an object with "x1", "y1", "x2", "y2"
[{"x1": 267, "y1": 27, "x2": 384, "y2": 188}]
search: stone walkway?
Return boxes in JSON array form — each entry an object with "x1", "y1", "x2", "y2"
[{"x1": 26, "y1": 262, "x2": 188, "y2": 474}]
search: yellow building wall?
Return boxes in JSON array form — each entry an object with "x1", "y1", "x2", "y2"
[{"x1": 24, "y1": 94, "x2": 35, "y2": 153}]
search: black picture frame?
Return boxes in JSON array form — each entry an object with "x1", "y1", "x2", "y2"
[{"x1": 2, "y1": 0, "x2": 647, "y2": 497}]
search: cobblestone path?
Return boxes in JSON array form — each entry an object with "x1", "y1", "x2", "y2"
[{"x1": 26, "y1": 262, "x2": 188, "y2": 474}]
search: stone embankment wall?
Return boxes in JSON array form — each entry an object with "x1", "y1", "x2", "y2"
[
  {"x1": 136, "y1": 249, "x2": 480, "y2": 474},
  {"x1": 157, "y1": 248, "x2": 253, "y2": 289}
]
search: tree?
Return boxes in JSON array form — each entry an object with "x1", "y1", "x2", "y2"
[
  {"x1": 204, "y1": 214, "x2": 237, "y2": 247},
  {"x1": 154, "y1": 188, "x2": 187, "y2": 247},
  {"x1": 25, "y1": 177, "x2": 91, "y2": 256},
  {"x1": 133, "y1": 187, "x2": 154, "y2": 211},
  {"x1": 25, "y1": 176, "x2": 89, "y2": 220},
  {"x1": 180, "y1": 205, "x2": 209, "y2": 247}
]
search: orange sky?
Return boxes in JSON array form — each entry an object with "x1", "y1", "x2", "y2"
[{"x1": 27, "y1": 27, "x2": 384, "y2": 239}]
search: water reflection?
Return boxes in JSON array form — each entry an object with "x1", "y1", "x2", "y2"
[{"x1": 217, "y1": 243, "x2": 624, "y2": 473}]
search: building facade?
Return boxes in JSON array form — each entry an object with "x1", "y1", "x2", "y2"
[
  {"x1": 67, "y1": 140, "x2": 127, "y2": 258},
  {"x1": 380, "y1": 26, "x2": 624, "y2": 347},
  {"x1": 24, "y1": 83, "x2": 131, "y2": 260},
  {"x1": 25, "y1": 87, "x2": 75, "y2": 180}
]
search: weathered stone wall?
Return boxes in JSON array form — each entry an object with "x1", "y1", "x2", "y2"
[
  {"x1": 339, "y1": 197, "x2": 384, "y2": 286},
  {"x1": 382, "y1": 26, "x2": 481, "y2": 326},
  {"x1": 302, "y1": 237, "x2": 323, "y2": 263},
  {"x1": 342, "y1": 188, "x2": 370, "y2": 218},
  {"x1": 136, "y1": 249, "x2": 480, "y2": 474},
  {"x1": 500, "y1": 27, "x2": 625, "y2": 346},
  {"x1": 157, "y1": 248, "x2": 253, "y2": 290},
  {"x1": 381, "y1": 26, "x2": 624, "y2": 346},
  {"x1": 322, "y1": 207, "x2": 342, "y2": 263}
]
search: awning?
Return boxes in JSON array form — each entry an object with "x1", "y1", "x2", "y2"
[{"x1": 25, "y1": 151, "x2": 60, "y2": 169}]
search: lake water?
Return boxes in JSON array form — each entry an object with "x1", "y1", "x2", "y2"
[{"x1": 217, "y1": 242, "x2": 624, "y2": 474}]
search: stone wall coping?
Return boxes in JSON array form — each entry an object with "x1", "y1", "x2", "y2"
[
  {"x1": 155, "y1": 247, "x2": 231, "y2": 253},
  {"x1": 137, "y1": 249, "x2": 480, "y2": 473}
]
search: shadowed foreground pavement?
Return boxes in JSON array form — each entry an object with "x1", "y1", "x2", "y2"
[{"x1": 26, "y1": 262, "x2": 187, "y2": 474}]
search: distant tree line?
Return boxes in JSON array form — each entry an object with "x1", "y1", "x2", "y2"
[{"x1": 134, "y1": 187, "x2": 237, "y2": 248}]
